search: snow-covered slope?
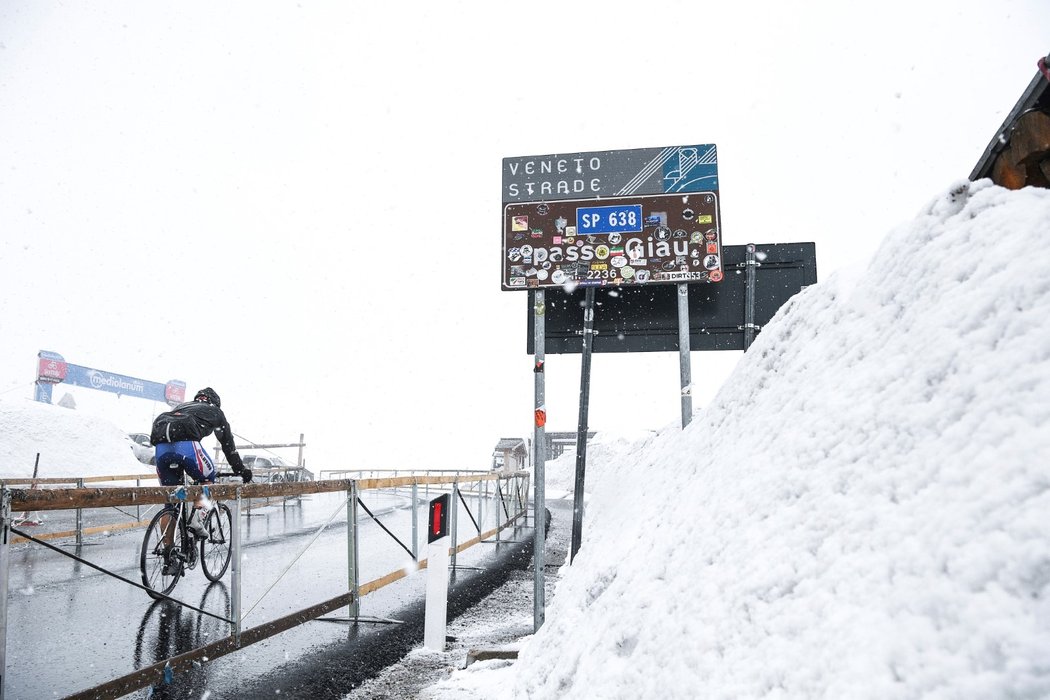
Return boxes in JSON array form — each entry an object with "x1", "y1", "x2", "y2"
[
  {"x1": 430, "y1": 181, "x2": 1050, "y2": 699},
  {"x1": 542, "y1": 430, "x2": 658, "y2": 498},
  {"x1": 0, "y1": 398, "x2": 147, "y2": 478}
]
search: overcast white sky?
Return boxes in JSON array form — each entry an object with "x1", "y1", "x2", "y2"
[{"x1": 1, "y1": 1, "x2": 1047, "y2": 472}]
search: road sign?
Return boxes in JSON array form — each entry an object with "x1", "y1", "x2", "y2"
[
  {"x1": 576, "y1": 204, "x2": 643, "y2": 235},
  {"x1": 502, "y1": 192, "x2": 722, "y2": 290},
  {"x1": 527, "y1": 242, "x2": 817, "y2": 353},
  {"x1": 502, "y1": 144, "x2": 718, "y2": 203},
  {"x1": 502, "y1": 145, "x2": 720, "y2": 291}
]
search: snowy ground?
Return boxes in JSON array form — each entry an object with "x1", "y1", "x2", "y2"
[
  {"x1": 0, "y1": 397, "x2": 146, "y2": 479},
  {"x1": 348, "y1": 497, "x2": 572, "y2": 700},
  {"x1": 396, "y1": 181, "x2": 1050, "y2": 699}
]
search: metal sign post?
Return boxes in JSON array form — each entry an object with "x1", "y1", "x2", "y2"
[
  {"x1": 0, "y1": 489, "x2": 10, "y2": 699},
  {"x1": 348, "y1": 483, "x2": 360, "y2": 621},
  {"x1": 532, "y1": 290, "x2": 546, "y2": 632},
  {"x1": 677, "y1": 283, "x2": 693, "y2": 427},
  {"x1": 231, "y1": 488, "x2": 242, "y2": 644},
  {"x1": 570, "y1": 288, "x2": 596, "y2": 563},
  {"x1": 743, "y1": 243, "x2": 759, "y2": 350}
]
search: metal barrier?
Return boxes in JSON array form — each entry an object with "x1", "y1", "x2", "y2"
[
  {"x1": 0, "y1": 473, "x2": 157, "y2": 546},
  {"x1": 0, "y1": 469, "x2": 531, "y2": 699},
  {"x1": 0, "y1": 472, "x2": 304, "y2": 546}
]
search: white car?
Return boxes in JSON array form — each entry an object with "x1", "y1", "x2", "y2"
[
  {"x1": 242, "y1": 454, "x2": 311, "y2": 482},
  {"x1": 126, "y1": 433, "x2": 156, "y2": 466}
]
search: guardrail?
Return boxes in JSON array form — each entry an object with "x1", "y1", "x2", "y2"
[
  {"x1": 0, "y1": 469, "x2": 532, "y2": 698},
  {"x1": 0, "y1": 473, "x2": 156, "y2": 486},
  {"x1": 0, "y1": 471, "x2": 305, "y2": 545},
  {"x1": 2, "y1": 473, "x2": 159, "y2": 546}
]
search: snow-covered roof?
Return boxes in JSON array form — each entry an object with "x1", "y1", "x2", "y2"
[{"x1": 494, "y1": 438, "x2": 527, "y2": 453}]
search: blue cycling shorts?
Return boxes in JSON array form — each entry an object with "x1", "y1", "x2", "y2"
[{"x1": 155, "y1": 441, "x2": 217, "y2": 486}]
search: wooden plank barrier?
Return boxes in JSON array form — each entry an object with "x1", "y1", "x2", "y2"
[
  {"x1": 0, "y1": 473, "x2": 156, "y2": 486},
  {"x1": 8, "y1": 472, "x2": 528, "y2": 511}
]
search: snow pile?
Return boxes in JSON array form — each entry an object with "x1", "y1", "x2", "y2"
[
  {"x1": 543, "y1": 430, "x2": 657, "y2": 497},
  {"x1": 430, "y1": 181, "x2": 1050, "y2": 699},
  {"x1": 0, "y1": 398, "x2": 147, "y2": 478}
]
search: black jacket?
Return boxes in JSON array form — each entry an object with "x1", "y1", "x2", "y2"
[{"x1": 150, "y1": 400, "x2": 246, "y2": 472}]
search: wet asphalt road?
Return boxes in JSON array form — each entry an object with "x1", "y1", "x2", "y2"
[{"x1": 5, "y1": 485, "x2": 536, "y2": 699}]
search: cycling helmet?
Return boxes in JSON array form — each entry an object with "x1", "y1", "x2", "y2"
[{"x1": 194, "y1": 387, "x2": 221, "y2": 408}]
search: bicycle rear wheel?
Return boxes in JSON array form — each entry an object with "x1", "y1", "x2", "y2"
[
  {"x1": 140, "y1": 508, "x2": 181, "y2": 599},
  {"x1": 200, "y1": 502, "x2": 234, "y2": 582}
]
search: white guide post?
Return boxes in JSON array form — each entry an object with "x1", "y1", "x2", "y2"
[{"x1": 424, "y1": 535, "x2": 450, "y2": 650}]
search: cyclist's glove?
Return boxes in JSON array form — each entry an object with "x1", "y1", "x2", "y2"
[{"x1": 240, "y1": 468, "x2": 253, "y2": 484}]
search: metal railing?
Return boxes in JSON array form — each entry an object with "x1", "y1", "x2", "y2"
[
  {"x1": 0, "y1": 469, "x2": 531, "y2": 699},
  {"x1": 0, "y1": 471, "x2": 309, "y2": 545},
  {"x1": 2, "y1": 473, "x2": 157, "y2": 546}
]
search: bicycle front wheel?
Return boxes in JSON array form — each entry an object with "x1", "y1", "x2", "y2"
[
  {"x1": 140, "y1": 509, "x2": 180, "y2": 600},
  {"x1": 200, "y1": 502, "x2": 234, "y2": 582}
]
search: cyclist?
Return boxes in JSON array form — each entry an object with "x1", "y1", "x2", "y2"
[{"x1": 150, "y1": 387, "x2": 252, "y2": 572}]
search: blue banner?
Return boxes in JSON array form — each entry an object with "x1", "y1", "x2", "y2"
[
  {"x1": 63, "y1": 364, "x2": 168, "y2": 402},
  {"x1": 34, "y1": 350, "x2": 186, "y2": 406}
]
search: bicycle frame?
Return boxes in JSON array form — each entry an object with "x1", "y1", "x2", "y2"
[{"x1": 158, "y1": 499, "x2": 198, "y2": 569}]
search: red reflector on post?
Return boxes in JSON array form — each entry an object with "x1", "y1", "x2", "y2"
[
  {"x1": 428, "y1": 493, "x2": 449, "y2": 543},
  {"x1": 535, "y1": 409, "x2": 546, "y2": 428}
]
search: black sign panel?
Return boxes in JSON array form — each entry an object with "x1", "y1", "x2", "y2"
[
  {"x1": 527, "y1": 243, "x2": 817, "y2": 354},
  {"x1": 428, "y1": 493, "x2": 450, "y2": 543}
]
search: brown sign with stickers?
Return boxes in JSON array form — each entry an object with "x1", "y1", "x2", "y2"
[{"x1": 502, "y1": 192, "x2": 722, "y2": 291}]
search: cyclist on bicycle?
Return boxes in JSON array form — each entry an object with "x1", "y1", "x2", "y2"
[{"x1": 150, "y1": 387, "x2": 252, "y2": 570}]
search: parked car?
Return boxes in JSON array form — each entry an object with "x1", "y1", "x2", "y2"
[
  {"x1": 126, "y1": 432, "x2": 155, "y2": 466},
  {"x1": 241, "y1": 454, "x2": 312, "y2": 483}
]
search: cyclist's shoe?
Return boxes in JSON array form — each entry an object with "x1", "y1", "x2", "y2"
[
  {"x1": 188, "y1": 510, "x2": 208, "y2": 539},
  {"x1": 162, "y1": 548, "x2": 181, "y2": 577}
]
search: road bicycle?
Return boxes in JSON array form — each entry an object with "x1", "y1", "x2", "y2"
[{"x1": 139, "y1": 473, "x2": 240, "y2": 600}]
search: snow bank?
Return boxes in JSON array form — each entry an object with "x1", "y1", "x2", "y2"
[
  {"x1": 0, "y1": 398, "x2": 147, "y2": 478},
  {"x1": 430, "y1": 181, "x2": 1050, "y2": 699},
  {"x1": 543, "y1": 430, "x2": 658, "y2": 498}
]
